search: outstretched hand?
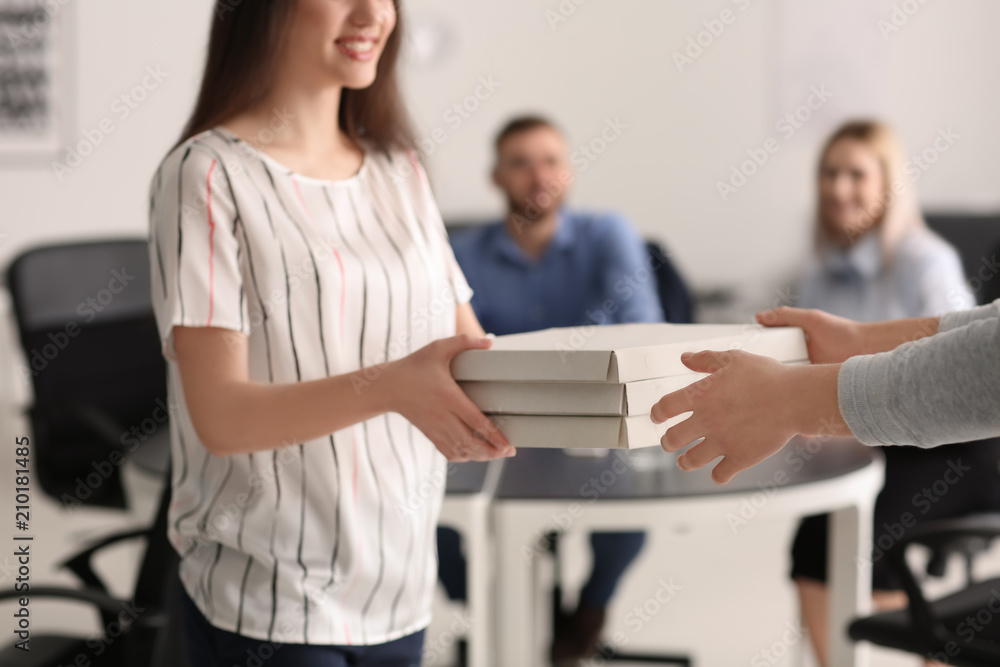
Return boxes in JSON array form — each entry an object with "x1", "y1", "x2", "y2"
[
  {"x1": 650, "y1": 348, "x2": 842, "y2": 484},
  {"x1": 756, "y1": 306, "x2": 863, "y2": 363}
]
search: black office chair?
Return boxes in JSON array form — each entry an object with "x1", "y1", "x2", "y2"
[
  {"x1": 925, "y1": 212, "x2": 1000, "y2": 306},
  {"x1": 645, "y1": 240, "x2": 694, "y2": 324},
  {"x1": 0, "y1": 468, "x2": 190, "y2": 666},
  {"x1": 5, "y1": 239, "x2": 170, "y2": 508},
  {"x1": 849, "y1": 515, "x2": 1000, "y2": 665}
]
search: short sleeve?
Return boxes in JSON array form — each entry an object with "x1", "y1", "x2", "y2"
[
  {"x1": 148, "y1": 143, "x2": 251, "y2": 362},
  {"x1": 402, "y1": 151, "x2": 474, "y2": 306}
]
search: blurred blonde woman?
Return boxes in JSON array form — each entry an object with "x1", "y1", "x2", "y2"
[{"x1": 788, "y1": 121, "x2": 1000, "y2": 667}]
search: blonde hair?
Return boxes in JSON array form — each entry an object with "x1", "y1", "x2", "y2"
[{"x1": 815, "y1": 120, "x2": 925, "y2": 264}]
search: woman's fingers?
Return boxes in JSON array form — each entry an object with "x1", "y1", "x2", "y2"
[
  {"x1": 451, "y1": 390, "x2": 513, "y2": 455},
  {"x1": 451, "y1": 418, "x2": 502, "y2": 462},
  {"x1": 437, "y1": 333, "x2": 493, "y2": 361}
]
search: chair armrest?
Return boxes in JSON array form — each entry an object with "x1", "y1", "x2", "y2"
[
  {"x1": 882, "y1": 514, "x2": 1000, "y2": 642},
  {"x1": 894, "y1": 514, "x2": 1000, "y2": 553},
  {"x1": 60, "y1": 528, "x2": 150, "y2": 594},
  {"x1": 0, "y1": 586, "x2": 166, "y2": 628}
]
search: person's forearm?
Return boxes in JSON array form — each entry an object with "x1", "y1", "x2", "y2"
[
  {"x1": 839, "y1": 315, "x2": 1000, "y2": 447},
  {"x1": 855, "y1": 317, "x2": 939, "y2": 355},
  {"x1": 198, "y1": 365, "x2": 397, "y2": 457},
  {"x1": 782, "y1": 363, "x2": 852, "y2": 438},
  {"x1": 456, "y1": 302, "x2": 486, "y2": 337}
]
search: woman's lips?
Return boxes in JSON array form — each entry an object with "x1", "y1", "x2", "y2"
[{"x1": 336, "y1": 38, "x2": 376, "y2": 62}]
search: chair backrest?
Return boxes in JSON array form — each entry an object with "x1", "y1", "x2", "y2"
[
  {"x1": 925, "y1": 213, "x2": 1000, "y2": 305},
  {"x1": 645, "y1": 240, "x2": 694, "y2": 324},
  {"x1": 444, "y1": 221, "x2": 695, "y2": 324},
  {"x1": 5, "y1": 239, "x2": 167, "y2": 507}
]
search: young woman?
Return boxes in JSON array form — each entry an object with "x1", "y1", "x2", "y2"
[
  {"x1": 650, "y1": 125, "x2": 1000, "y2": 663},
  {"x1": 147, "y1": 2, "x2": 513, "y2": 665},
  {"x1": 778, "y1": 121, "x2": 1000, "y2": 666}
]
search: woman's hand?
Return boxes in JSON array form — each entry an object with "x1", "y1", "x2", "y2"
[
  {"x1": 650, "y1": 349, "x2": 845, "y2": 484},
  {"x1": 757, "y1": 306, "x2": 864, "y2": 363},
  {"x1": 383, "y1": 334, "x2": 515, "y2": 462}
]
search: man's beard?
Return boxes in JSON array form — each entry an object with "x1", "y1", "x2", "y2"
[{"x1": 507, "y1": 190, "x2": 561, "y2": 223}]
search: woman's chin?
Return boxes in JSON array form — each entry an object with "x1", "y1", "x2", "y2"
[{"x1": 337, "y1": 69, "x2": 379, "y2": 91}]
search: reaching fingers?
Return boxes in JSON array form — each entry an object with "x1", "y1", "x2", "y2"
[
  {"x1": 660, "y1": 414, "x2": 704, "y2": 452},
  {"x1": 711, "y1": 457, "x2": 743, "y2": 485},
  {"x1": 756, "y1": 305, "x2": 808, "y2": 328},
  {"x1": 679, "y1": 349, "x2": 736, "y2": 375},
  {"x1": 650, "y1": 384, "x2": 700, "y2": 424},
  {"x1": 676, "y1": 438, "x2": 722, "y2": 471}
]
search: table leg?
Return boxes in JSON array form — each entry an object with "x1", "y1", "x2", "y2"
[
  {"x1": 466, "y1": 501, "x2": 492, "y2": 667},
  {"x1": 828, "y1": 501, "x2": 874, "y2": 667},
  {"x1": 496, "y1": 506, "x2": 542, "y2": 666}
]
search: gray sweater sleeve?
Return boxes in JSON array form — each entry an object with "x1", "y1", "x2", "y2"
[
  {"x1": 837, "y1": 308, "x2": 1000, "y2": 447},
  {"x1": 939, "y1": 298, "x2": 1000, "y2": 332}
]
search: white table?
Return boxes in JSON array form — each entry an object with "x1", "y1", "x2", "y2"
[
  {"x1": 438, "y1": 459, "x2": 505, "y2": 667},
  {"x1": 493, "y1": 438, "x2": 885, "y2": 667}
]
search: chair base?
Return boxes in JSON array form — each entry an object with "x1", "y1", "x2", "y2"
[
  {"x1": 0, "y1": 634, "x2": 89, "y2": 667},
  {"x1": 849, "y1": 576, "x2": 1000, "y2": 667}
]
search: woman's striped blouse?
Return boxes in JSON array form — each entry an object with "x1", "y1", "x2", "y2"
[{"x1": 147, "y1": 126, "x2": 472, "y2": 646}]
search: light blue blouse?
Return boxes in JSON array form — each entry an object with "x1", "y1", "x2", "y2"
[{"x1": 797, "y1": 228, "x2": 974, "y2": 322}]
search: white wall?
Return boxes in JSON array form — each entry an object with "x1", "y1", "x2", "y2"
[
  {"x1": 1, "y1": 0, "x2": 997, "y2": 291},
  {"x1": 400, "y1": 0, "x2": 1000, "y2": 294}
]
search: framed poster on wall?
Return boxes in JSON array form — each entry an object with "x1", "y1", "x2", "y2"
[{"x1": 0, "y1": 0, "x2": 74, "y2": 161}]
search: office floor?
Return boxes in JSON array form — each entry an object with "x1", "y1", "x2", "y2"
[{"x1": 7, "y1": 397, "x2": 998, "y2": 666}]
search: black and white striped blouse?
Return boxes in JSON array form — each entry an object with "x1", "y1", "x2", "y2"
[{"x1": 148, "y1": 127, "x2": 471, "y2": 646}]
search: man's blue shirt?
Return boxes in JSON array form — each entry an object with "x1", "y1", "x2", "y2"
[{"x1": 450, "y1": 209, "x2": 665, "y2": 335}]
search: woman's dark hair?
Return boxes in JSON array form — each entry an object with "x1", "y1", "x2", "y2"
[{"x1": 175, "y1": 0, "x2": 416, "y2": 154}]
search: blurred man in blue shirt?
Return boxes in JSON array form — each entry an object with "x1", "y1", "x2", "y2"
[
  {"x1": 451, "y1": 117, "x2": 664, "y2": 333},
  {"x1": 445, "y1": 116, "x2": 671, "y2": 665}
]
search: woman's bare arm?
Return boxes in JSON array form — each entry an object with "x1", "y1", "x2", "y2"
[
  {"x1": 173, "y1": 324, "x2": 512, "y2": 460},
  {"x1": 456, "y1": 301, "x2": 486, "y2": 338}
]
